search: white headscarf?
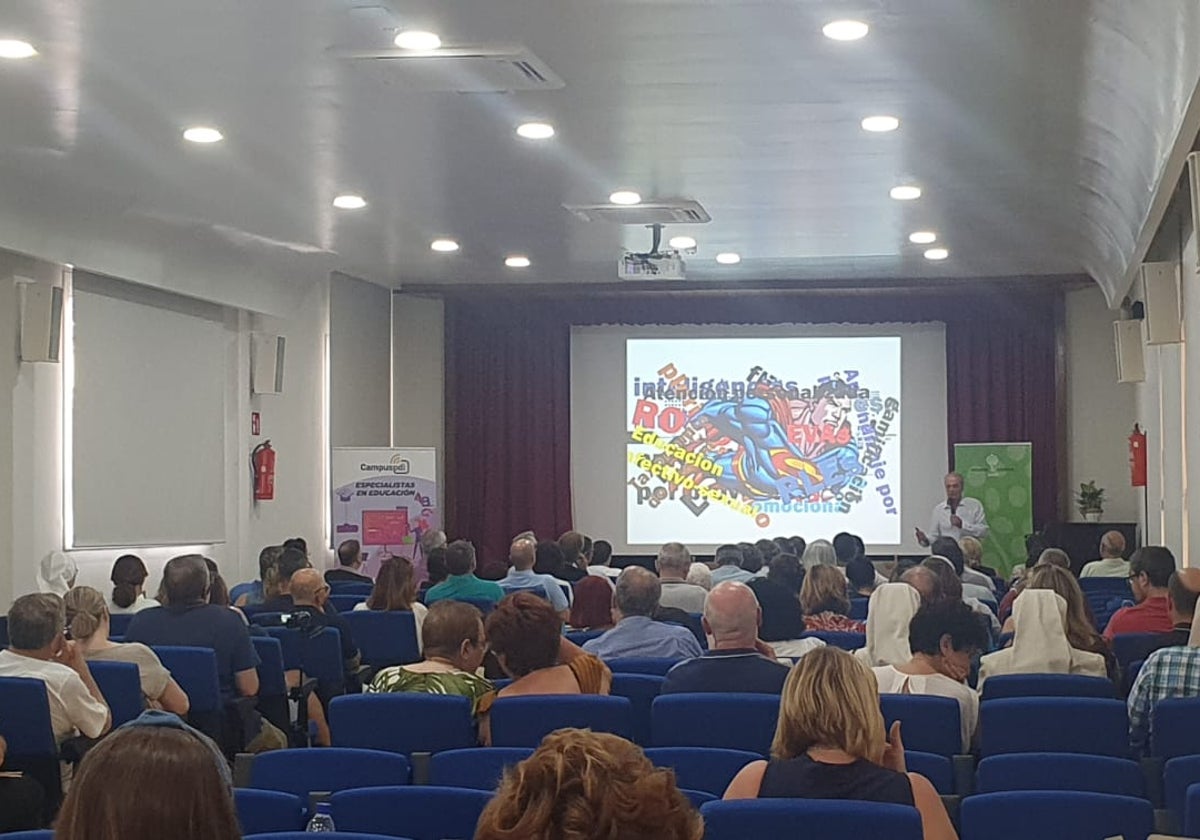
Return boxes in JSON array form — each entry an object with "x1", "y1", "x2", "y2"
[
  {"x1": 38, "y1": 551, "x2": 78, "y2": 596},
  {"x1": 855, "y1": 583, "x2": 921, "y2": 667},
  {"x1": 979, "y1": 589, "x2": 1107, "y2": 684}
]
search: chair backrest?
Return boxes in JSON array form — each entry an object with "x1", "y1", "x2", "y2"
[
  {"x1": 489, "y1": 695, "x2": 634, "y2": 747},
  {"x1": 1165, "y1": 756, "x2": 1200, "y2": 824},
  {"x1": 606, "y1": 657, "x2": 682, "y2": 676},
  {"x1": 456, "y1": 597, "x2": 497, "y2": 616},
  {"x1": 242, "y1": 834, "x2": 404, "y2": 840},
  {"x1": 328, "y1": 582, "x2": 374, "y2": 597},
  {"x1": 150, "y1": 645, "x2": 222, "y2": 712},
  {"x1": 1079, "y1": 578, "x2": 1133, "y2": 595},
  {"x1": 329, "y1": 694, "x2": 475, "y2": 754},
  {"x1": 976, "y1": 753, "x2": 1144, "y2": 797},
  {"x1": 849, "y1": 598, "x2": 870, "y2": 620},
  {"x1": 330, "y1": 785, "x2": 493, "y2": 840},
  {"x1": 234, "y1": 788, "x2": 306, "y2": 835},
  {"x1": 651, "y1": 693, "x2": 780, "y2": 755},
  {"x1": 0, "y1": 832, "x2": 54, "y2": 840},
  {"x1": 1186, "y1": 780, "x2": 1200, "y2": 838},
  {"x1": 0, "y1": 677, "x2": 57, "y2": 756},
  {"x1": 609, "y1": 673, "x2": 663, "y2": 746},
  {"x1": 904, "y1": 750, "x2": 954, "y2": 795},
  {"x1": 1153, "y1": 697, "x2": 1200, "y2": 759},
  {"x1": 88, "y1": 659, "x2": 146, "y2": 726},
  {"x1": 699, "y1": 799, "x2": 922, "y2": 840},
  {"x1": 980, "y1": 673, "x2": 1116, "y2": 701},
  {"x1": 643, "y1": 747, "x2": 762, "y2": 796},
  {"x1": 801, "y1": 631, "x2": 866, "y2": 650},
  {"x1": 251, "y1": 636, "x2": 288, "y2": 697},
  {"x1": 1111, "y1": 632, "x2": 1164, "y2": 666},
  {"x1": 979, "y1": 697, "x2": 1130, "y2": 758},
  {"x1": 264, "y1": 627, "x2": 344, "y2": 685},
  {"x1": 960, "y1": 791, "x2": 1154, "y2": 840},
  {"x1": 249, "y1": 748, "x2": 411, "y2": 797},
  {"x1": 682, "y1": 788, "x2": 716, "y2": 808},
  {"x1": 564, "y1": 629, "x2": 606, "y2": 646},
  {"x1": 429, "y1": 747, "x2": 533, "y2": 790},
  {"x1": 878, "y1": 694, "x2": 962, "y2": 757},
  {"x1": 328, "y1": 594, "x2": 366, "y2": 614},
  {"x1": 340, "y1": 611, "x2": 420, "y2": 668},
  {"x1": 107, "y1": 613, "x2": 135, "y2": 636}
]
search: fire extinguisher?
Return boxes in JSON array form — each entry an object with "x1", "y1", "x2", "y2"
[
  {"x1": 252, "y1": 441, "x2": 275, "y2": 501},
  {"x1": 1129, "y1": 424, "x2": 1147, "y2": 488}
]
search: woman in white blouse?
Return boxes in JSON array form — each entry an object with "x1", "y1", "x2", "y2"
[{"x1": 108, "y1": 554, "x2": 158, "y2": 614}]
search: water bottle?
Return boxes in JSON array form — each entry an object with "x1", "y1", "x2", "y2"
[{"x1": 306, "y1": 802, "x2": 336, "y2": 832}]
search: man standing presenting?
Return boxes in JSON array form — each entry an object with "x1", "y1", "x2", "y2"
[{"x1": 916, "y1": 472, "x2": 988, "y2": 548}]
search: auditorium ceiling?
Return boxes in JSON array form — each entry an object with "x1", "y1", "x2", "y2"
[{"x1": 0, "y1": 0, "x2": 1197, "y2": 302}]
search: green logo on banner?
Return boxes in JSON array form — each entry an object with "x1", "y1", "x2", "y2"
[{"x1": 953, "y1": 443, "x2": 1033, "y2": 576}]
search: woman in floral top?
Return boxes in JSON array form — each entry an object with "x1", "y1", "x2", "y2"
[{"x1": 800, "y1": 565, "x2": 867, "y2": 633}]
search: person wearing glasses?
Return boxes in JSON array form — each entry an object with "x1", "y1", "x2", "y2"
[
  {"x1": 286, "y1": 569, "x2": 362, "y2": 681},
  {"x1": 1103, "y1": 546, "x2": 1177, "y2": 641}
]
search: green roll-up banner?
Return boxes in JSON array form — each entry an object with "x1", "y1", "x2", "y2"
[{"x1": 953, "y1": 442, "x2": 1033, "y2": 577}]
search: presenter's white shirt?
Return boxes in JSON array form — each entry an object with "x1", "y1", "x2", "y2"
[{"x1": 929, "y1": 497, "x2": 989, "y2": 542}]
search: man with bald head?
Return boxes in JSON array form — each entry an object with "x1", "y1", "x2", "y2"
[
  {"x1": 582, "y1": 567, "x2": 703, "y2": 661},
  {"x1": 498, "y1": 536, "x2": 568, "y2": 618},
  {"x1": 900, "y1": 564, "x2": 943, "y2": 606},
  {"x1": 288, "y1": 568, "x2": 362, "y2": 677},
  {"x1": 661, "y1": 582, "x2": 794, "y2": 694},
  {"x1": 1081, "y1": 531, "x2": 1130, "y2": 578}
]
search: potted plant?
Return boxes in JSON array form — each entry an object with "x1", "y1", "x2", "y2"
[{"x1": 1077, "y1": 481, "x2": 1105, "y2": 523}]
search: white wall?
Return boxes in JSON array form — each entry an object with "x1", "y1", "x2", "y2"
[
  {"x1": 330, "y1": 273, "x2": 392, "y2": 449},
  {"x1": 391, "y1": 293, "x2": 445, "y2": 504}
]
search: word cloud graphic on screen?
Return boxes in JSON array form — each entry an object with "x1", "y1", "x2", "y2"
[{"x1": 625, "y1": 337, "x2": 901, "y2": 545}]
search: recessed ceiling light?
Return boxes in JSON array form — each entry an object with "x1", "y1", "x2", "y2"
[
  {"x1": 715, "y1": 252, "x2": 741, "y2": 265},
  {"x1": 516, "y1": 122, "x2": 555, "y2": 140},
  {"x1": 669, "y1": 236, "x2": 697, "y2": 250},
  {"x1": 395, "y1": 30, "x2": 442, "y2": 50},
  {"x1": 909, "y1": 231, "x2": 937, "y2": 245},
  {"x1": 861, "y1": 115, "x2": 900, "y2": 133},
  {"x1": 924, "y1": 247, "x2": 949, "y2": 261},
  {"x1": 431, "y1": 239, "x2": 459, "y2": 253},
  {"x1": 609, "y1": 190, "x2": 642, "y2": 206},
  {"x1": 0, "y1": 39, "x2": 37, "y2": 59},
  {"x1": 504, "y1": 255, "x2": 531, "y2": 268},
  {"x1": 890, "y1": 185, "x2": 922, "y2": 201},
  {"x1": 332, "y1": 194, "x2": 367, "y2": 210},
  {"x1": 822, "y1": 19, "x2": 869, "y2": 41},
  {"x1": 182, "y1": 126, "x2": 223, "y2": 144}
]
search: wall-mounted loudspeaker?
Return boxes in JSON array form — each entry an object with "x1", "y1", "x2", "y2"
[
  {"x1": 1141, "y1": 262, "x2": 1182, "y2": 345},
  {"x1": 251, "y1": 333, "x2": 286, "y2": 395},
  {"x1": 18, "y1": 280, "x2": 63, "y2": 363},
  {"x1": 1113, "y1": 319, "x2": 1145, "y2": 383}
]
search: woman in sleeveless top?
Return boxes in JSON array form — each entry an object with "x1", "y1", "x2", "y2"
[
  {"x1": 725, "y1": 647, "x2": 957, "y2": 840},
  {"x1": 478, "y1": 591, "x2": 612, "y2": 745}
]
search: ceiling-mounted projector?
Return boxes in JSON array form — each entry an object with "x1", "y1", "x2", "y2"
[{"x1": 618, "y1": 223, "x2": 694, "y2": 281}]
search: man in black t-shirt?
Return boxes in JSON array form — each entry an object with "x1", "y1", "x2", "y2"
[
  {"x1": 325, "y1": 539, "x2": 374, "y2": 585},
  {"x1": 286, "y1": 569, "x2": 361, "y2": 676}
]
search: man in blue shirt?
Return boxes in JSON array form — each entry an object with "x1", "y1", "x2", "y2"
[
  {"x1": 663, "y1": 581, "x2": 792, "y2": 694},
  {"x1": 583, "y1": 567, "x2": 702, "y2": 660},
  {"x1": 710, "y1": 544, "x2": 753, "y2": 585},
  {"x1": 499, "y1": 537, "x2": 570, "y2": 618}
]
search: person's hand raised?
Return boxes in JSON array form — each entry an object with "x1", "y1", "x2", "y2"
[{"x1": 881, "y1": 721, "x2": 907, "y2": 773}]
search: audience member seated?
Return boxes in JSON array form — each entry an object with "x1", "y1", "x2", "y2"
[
  {"x1": 687, "y1": 561, "x2": 713, "y2": 590},
  {"x1": 0, "y1": 593, "x2": 111, "y2": 747},
  {"x1": 427, "y1": 539, "x2": 506, "y2": 607},
  {"x1": 900, "y1": 564, "x2": 943, "y2": 606},
  {"x1": 663, "y1": 582, "x2": 793, "y2": 694},
  {"x1": 846, "y1": 556, "x2": 878, "y2": 598},
  {"x1": 801, "y1": 539, "x2": 838, "y2": 571},
  {"x1": 37, "y1": 551, "x2": 77, "y2": 596},
  {"x1": 959, "y1": 535, "x2": 998, "y2": 580},
  {"x1": 873, "y1": 600, "x2": 988, "y2": 751},
  {"x1": 288, "y1": 568, "x2": 363, "y2": 670},
  {"x1": 856, "y1": 583, "x2": 922, "y2": 667},
  {"x1": 125, "y1": 555, "x2": 286, "y2": 751},
  {"x1": 569, "y1": 575, "x2": 615, "y2": 631},
  {"x1": 997, "y1": 547, "x2": 1068, "y2": 622},
  {"x1": 556, "y1": 531, "x2": 591, "y2": 583},
  {"x1": 588, "y1": 538, "x2": 621, "y2": 581},
  {"x1": 232, "y1": 544, "x2": 281, "y2": 608},
  {"x1": 203, "y1": 558, "x2": 237, "y2": 611},
  {"x1": 931, "y1": 537, "x2": 995, "y2": 601},
  {"x1": 657, "y1": 542, "x2": 708, "y2": 613},
  {"x1": 64, "y1": 586, "x2": 190, "y2": 715},
  {"x1": 326, "y1": 538, "x2": 374, "y2": 584},
  {"x1": 748, "y1": 553, "x2": 806, "y2": 644},
  {"x1": 800, "y1": 565, "x2": 866, "y2": 633},
  {"x1": 723, "y1": 647, "x2": 957, "y2": 840},
  {"x1": 0, "y1": 734, "x2": 44, "y2": 833},
  {"x1": 283, "y1": 536, "x2": 309, "y2": 557},
  {"x1": 539, "y1": 539, "x2": 586, "y2": 584},
  {"x1": 368, "y1": 600, "x2": 493, "y2": 715},
  {"x1": 740, "y1": 542, "x2": 767, "y2": 578},
  {"x1": 711, "y1": 544, "x2": 752, "y2": 585},
  {"x1": 755, "y1": 538, "x2": 781, "y2": 574},
  {"x1": 476, "y1": 728, "x2": 702, "y2": 840},
  {"x1": 1128, "y1": 600, "x2": 1200, "y2": 754},
  {"x1": 1080, "y1": 530, "x2": 1130, "y2": 579},
  {"x1": 500, "y1": 536, "x2": 570, "y2": 617},
  {"x1": 583, "y1": 568, "x2": 703, "y2": 661},
  {"x1": 1000, "y1": 564, "x2": 1115, "y2": 679},
  {"x1": 257, "y1": 546, "x2": 311, "y2": 612},
  {"x1": 108, "y1": 554, "x2": 157, "y2": 614},
  {"x1": 418, "y1": 546, "x2": 449, "y2": 597},
  {"x1": 832, "y1": 532, "x2": 860, "y2": 566},
  {"x1": 921, "y1": 556, "x2": 1000, "y2": 637},
  {"x1": 789, "y1": 536, "x2": 808, "y2": 558},
  {"x1": 356, "y1": 556, "x2": 427, "y2": 650},
  {"x1": 54, "y1": 714, "x2": 240, "y2": 840},
  {"x1": 1118, "y1": 568, "x2": 1200, "y2": 667},
  {"x1": 978, "y1": 590, "x2": 1108, "y2": 686},
  {"x1": 1103, "y1": 545, "x2": 1176, "y2": 640}
]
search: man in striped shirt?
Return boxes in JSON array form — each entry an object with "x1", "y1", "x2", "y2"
[{"x1": 1128, "y1": 625, "x2": 1200, "y2": 754}]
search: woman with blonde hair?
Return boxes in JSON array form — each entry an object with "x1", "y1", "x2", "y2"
[
  {"x1": 356, "y1": 556, "x2": 427, "y2": 652},
  {"x1": 800, "y1": 565, "x2": 866, "y2": 633},
  {"x1": 63, "y1": 586, "x2": 190, "y2": 715},
  {"x1": 724, "y1": 647, "x2": 957, "y2": 840},
  {"x1": 476, "y1": 728, "x2": 702, "y2": 840}
]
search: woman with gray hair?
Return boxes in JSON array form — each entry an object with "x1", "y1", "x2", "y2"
[{"x1": 801, "y1": 539, "x2": 838, "y2": 571}]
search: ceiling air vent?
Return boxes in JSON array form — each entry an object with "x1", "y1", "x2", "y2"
[
  {"x1": 564, "y1": 199, "x2": 711, "y2": 225},
  {"x1": 335, "y1": 45, "x2": 564, "y2": 93}
]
